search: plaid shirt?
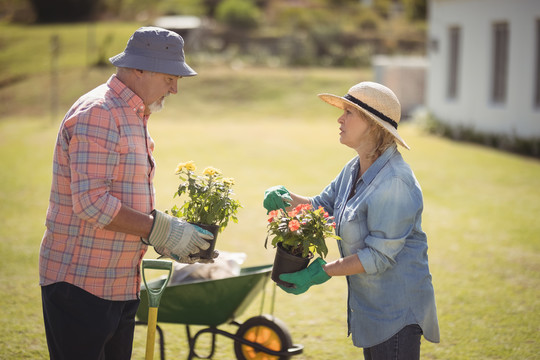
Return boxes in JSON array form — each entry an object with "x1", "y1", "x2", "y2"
[{"x1": 39, "y1": 75, "x2": 155, "y2": 301}]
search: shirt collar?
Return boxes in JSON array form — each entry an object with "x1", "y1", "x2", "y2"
[
  {"x1": 360, "y1": 144, "x2": 398, "y2": 186},
  {"x1": 107, "y1": 75, "x2": 146, "y2": 118}
]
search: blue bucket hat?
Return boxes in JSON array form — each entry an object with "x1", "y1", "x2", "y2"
[{"x1": 109, "y1": 26, "x2": 197, "y2": 77}]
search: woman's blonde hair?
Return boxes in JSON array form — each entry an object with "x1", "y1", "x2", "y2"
[{"x1": 363, "y1": 111, "x2": 396, "y2": 161}]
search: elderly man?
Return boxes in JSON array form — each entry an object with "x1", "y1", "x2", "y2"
[{"x1": 39, "y1": 27, "x2": 213, "y2": 359}]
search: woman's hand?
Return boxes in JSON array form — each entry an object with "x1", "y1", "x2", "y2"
[
  {"x1": 263, "y1": 185, "x2": 293, "y2": 213},
  {"x1": 278, "y1": 258, "x2": 331, "y2": 295}
]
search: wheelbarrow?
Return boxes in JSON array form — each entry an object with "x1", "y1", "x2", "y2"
[{"x1": 136, "y1": 264, "x2": 304, "y2": 360}]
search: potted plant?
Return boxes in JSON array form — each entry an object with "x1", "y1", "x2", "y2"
[
  {"x1": 265, "y1": 204, "x2": 340, "y2": 287},
  {"x1": 168, "y1": 161, "x2": 242, "y2": 259}
]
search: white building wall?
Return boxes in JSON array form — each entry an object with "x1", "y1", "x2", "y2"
[{"x1": 427, "y1": 0, "x2": 540, "y2": 138}]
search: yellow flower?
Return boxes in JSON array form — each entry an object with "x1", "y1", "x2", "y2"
[
  {"x1": 203, "y1": 166, "x2": 221, "y2": 176},
  {"x1": 175, "y1": 160, "x2": 196, "y2": 174},
  {"x1": 170, "y1": 161, "x2": 241, "y2": 230},
  {"x1": 223, "y1": 177, "x2": 235, "y2": 186},
  {"x1": 185, "y1": 160, "x2": 196, "y2": 171}
]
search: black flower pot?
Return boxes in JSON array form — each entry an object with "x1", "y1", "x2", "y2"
[
  {"x1": 190, "y1": 223, "x2": 219, "y2": 260},
  {"x1": 272, "y1": 242, "x2": 313, "y2": 288}
]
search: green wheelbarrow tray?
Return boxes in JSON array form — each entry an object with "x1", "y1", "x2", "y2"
[
  {"x1": 137, "y1": 264, "x2": 272, "y2": 326},
  {"x1": 136, "y1": 264, "x2": 304, "y2": 360}
]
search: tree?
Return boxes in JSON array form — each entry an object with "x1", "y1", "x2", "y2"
[
  {"x1": 29, "y1": 0, "x2": 102, "y2": 23},
  {"x1": 402, "y1": 0, "x2": 427, "y2": 21}
]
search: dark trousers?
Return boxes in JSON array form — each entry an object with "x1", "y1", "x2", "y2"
[
  {"x1": 363, "y1": 324, "x2": 423, "y2": 360},
  {"x1": 41, "y1": 282, "x2": 140, "y2": 360}
]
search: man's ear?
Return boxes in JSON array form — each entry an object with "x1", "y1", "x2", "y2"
[{"x1": 133, "y1": 68, "x2": 145, "y2": 78}]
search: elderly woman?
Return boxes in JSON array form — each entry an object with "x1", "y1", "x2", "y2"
[{"x1": 263, "y1": 82, "x2": 439, "y2": 359}]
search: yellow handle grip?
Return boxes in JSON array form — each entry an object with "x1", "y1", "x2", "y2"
[{"x1": 145, "y1": 307, "x2": 159, "y2": 360}]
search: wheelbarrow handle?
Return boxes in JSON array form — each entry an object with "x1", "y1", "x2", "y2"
[{"x1": 142, "y1": 259, "x2": 173, "y2": 308}]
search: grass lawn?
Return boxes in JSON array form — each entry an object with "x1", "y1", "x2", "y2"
[{"x1": 0, "y1": 29, "x2": 539, "y2": 358}]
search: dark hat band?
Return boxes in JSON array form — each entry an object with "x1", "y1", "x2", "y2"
[{"x1": 344, "y1": 94, "x2": 398, "y2": 129}]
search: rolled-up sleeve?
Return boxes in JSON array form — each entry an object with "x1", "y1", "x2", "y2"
[
  {"x1": 310, "y1": 182, "x2": 336, "y2": 216},
  {"x1": 310, "y1": 160, "x2": 355, "y2": 216},
  {"x1": 357, "y1": 176, "x2": 420, "y2": 274},
  {"x1": 69, "y1": 106, "x2": 122, "y2": 228}
]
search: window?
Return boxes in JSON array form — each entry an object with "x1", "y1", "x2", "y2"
[
  {"x1": 491, "y1": 22, "x2": 509, "y2": 104},
  {"x1": 535, "y1": 19, "x2": 540, "y2": 107},
  {"x1": 447, "y1": 26, "x2": 461, "y2": 99}
]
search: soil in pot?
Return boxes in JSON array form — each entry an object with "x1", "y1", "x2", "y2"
[
  {"x1": 190, "y1": 223, "x2": 219, "y2": 260},
  {"x1": 272, "y1": 242, "x2": 313, "y2": 288}
]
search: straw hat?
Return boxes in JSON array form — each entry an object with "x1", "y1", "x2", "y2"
[
  {"x1": 109, "y1": 26, "x2": 196, "y2": 77},
  {"x1": 318, "y1": 82, "x2": 409, "y2": 149}
]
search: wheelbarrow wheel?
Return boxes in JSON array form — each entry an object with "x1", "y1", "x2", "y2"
[{"x1": 234, "y1": 315, "x2": 293, "y2": 360}]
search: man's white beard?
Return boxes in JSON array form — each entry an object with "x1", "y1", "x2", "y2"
[{"x1": 148, "y1": 94, "x2": 168, "y2": 113}]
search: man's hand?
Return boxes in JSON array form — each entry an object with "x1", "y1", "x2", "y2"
[
  {"x1": 279, "y1": 258, "x2": 331, "y2": 295},
  {"x1": 143, "y1": 210, "x2": 213, "y2": 263},
  {"x1": 173, "y1": 249, "x2": 220, "y2": 264},
  {"x1": 263, "y1": 185, "x2": 293, "y2": 213}
]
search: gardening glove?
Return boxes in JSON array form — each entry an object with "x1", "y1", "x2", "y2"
[
  {"x1": 183, "y1": 249, "x2": 220, "y2": 264},
  {"x1": 263, "y1": 185, "x2": 293, "y2": 213},
  {"x1": 159, "y1": 249, "x2": 219, "y2": 264},
  {"x1": 143, "y1": 210, "x2": 213, "y2": 263},
  {"x1": 278, "y1": 258, "x2": 331, "y2": 295},
  {"x1": 196, "y1": 249, "x2": 220, "y2": 264}
]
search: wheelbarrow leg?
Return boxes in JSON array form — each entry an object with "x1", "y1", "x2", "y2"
[
  {"x1": 186, "y1": 325, "x2": 218, "y2": 360},
  {"x1": 156, "y1": 324, "x2": 166, "y2": 360}
]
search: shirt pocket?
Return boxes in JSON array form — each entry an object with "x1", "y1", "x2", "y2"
[
  {"x1": 339, "y1": 208, "x2": 368, "y2": 255},
  {"x1": 118, "y1": 137, "x2": 152, "y2": 181}
]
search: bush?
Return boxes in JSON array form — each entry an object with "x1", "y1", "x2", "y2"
[
  {"x1": 419, "y1": 111, "x2": 540, "y2": 158},
  {"x1": 216, "y1": 0, "x2": 262, "y2": 30},
  {"x1": 356, "y1": 8, "x2": 382, "y2": 32}
]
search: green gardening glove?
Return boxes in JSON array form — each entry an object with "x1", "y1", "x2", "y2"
[
  {"x1": 279, "y1": 258, "x2": 331, "y2": 295},
  {"x1": 263, "y1": 185, "x2": 293, "y2": 214}
]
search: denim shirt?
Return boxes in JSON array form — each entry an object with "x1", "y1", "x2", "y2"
[{"x1": 310, "y1": 144, "x2": 440, "y2": 347}]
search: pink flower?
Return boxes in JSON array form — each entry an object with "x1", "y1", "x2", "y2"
[
  {"x1": 288, "y1": 209, "x2": 298, "y2": 217},
  {"x1": 288, "y1": 219, "x2": 300, "y2": 231},
  {"x1": 316, "y1": 206, "x2": 329, "y2": 218},
  {"x1": 268, "y1": 210, "x2": 279, "y2": 223}
]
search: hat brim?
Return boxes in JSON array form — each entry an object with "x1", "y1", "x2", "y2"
[
  {"x1": 318, "y1": 93, "x2": 410, "y2": 150},
  {"x1": 109, "y1": 53, "x2": 197, "y2": 77}
]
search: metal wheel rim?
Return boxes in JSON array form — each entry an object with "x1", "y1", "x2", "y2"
[{"x1": 241, "y1": 325, "x2": 282, "y2": 360}]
